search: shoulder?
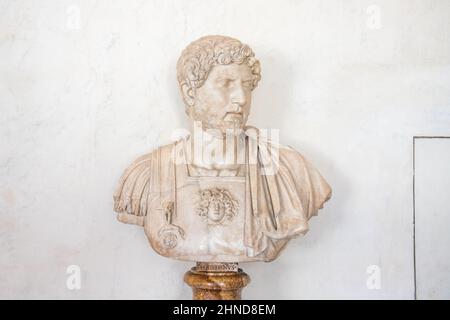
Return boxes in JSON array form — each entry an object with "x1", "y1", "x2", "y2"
[
  {"x1": 113, "y1": 142, "x2": 177, "y2": 219},
  {"x1": 275, "y1": 143, "x2": 332, "y2": 216}
]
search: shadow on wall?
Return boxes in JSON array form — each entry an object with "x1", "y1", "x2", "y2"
[
  {"x1": 240, "y1": 50, "x2": 349, "y2": 299},
  {"x1": 249, "y1": 49, "x2": 293, "y2": 133}
]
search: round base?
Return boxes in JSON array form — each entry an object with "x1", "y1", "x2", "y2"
[{"x1": 184, "y1": 264, "x2": 251, "y2": 300}]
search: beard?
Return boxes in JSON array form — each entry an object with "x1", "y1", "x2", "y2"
[{"x1": 190, "y1": 109, "x2": 247, "y2": 137}]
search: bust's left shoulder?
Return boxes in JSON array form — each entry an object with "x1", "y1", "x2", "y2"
[
  {"x1": 262, "y1": 139, "x2": 309, "y2": 171},
  {"x1": 277, "y1": 143, "x2": 307, "y2": 161},
  {"x1": 274, "y1": 142, "x2": 332, "y2": 214}
]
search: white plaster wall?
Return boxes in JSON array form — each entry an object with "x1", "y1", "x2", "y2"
[{"x1": 1, "y1": 0, "x2": 449, "y2": 299}]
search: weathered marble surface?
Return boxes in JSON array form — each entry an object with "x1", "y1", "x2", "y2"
[{"x1": 114, "y1": 36, "x2": 332, "y2": 262}]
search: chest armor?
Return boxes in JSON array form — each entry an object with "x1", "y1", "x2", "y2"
[{"x1": 144, "y1": 162, "x2": 251, "y2": 262}]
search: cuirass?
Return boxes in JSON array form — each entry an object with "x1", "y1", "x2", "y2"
[{"x1": 144, "y1": 162, "x2": 252, "y2": 262}]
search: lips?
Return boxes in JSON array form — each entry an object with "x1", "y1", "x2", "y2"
[{"x1": 224, "y1": 112, "x2": 243, "y2": 121}]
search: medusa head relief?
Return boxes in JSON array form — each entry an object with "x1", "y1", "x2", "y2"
[{"x1": 196, "y1": 188, "x2": 239, "y2": 225}]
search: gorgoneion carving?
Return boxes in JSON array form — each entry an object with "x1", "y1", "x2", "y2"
[
  {"x1": 196, "y1": 188, "x2": 239, "y2": 225},
  {"x1": 113, "y1": 35, "x2": 332, "y2": 263}
]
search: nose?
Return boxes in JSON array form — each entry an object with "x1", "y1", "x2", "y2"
[{"x1": 230, "y1": 84, "x2": 246, "y2": 109}]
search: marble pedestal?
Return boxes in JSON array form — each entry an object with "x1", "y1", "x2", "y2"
[{"x1": 184, "y1": 262, "x2": 251, "y2": 300}]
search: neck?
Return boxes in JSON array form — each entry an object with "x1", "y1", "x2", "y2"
[{"x1": 186, "y1": 127, "x2": 246, "y2": 172}]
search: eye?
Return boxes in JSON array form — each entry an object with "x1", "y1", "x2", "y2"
[{"x1": 217, "y1": 79, "x2": 231, "y2": 87}]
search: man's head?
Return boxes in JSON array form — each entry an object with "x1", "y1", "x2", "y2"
[{"x1": 177, "y1": 35, "x2": 261, "y2": 134}]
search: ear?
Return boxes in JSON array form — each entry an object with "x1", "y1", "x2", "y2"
[{"x1": 180, "y1": 83, "x2": 195, "y2": 107}]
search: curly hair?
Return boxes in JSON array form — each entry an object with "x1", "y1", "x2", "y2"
[{"x1": 176, "y1": 35, "x2": 261, "y2": 106}]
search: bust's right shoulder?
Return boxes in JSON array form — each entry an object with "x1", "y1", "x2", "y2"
[{"x1": 113, "y1": 142, "x2": 177, "y2": 218}]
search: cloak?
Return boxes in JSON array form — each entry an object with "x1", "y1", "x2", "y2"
[{"x1": 114, "y1": 130, "x2": 331, "y2": 262}]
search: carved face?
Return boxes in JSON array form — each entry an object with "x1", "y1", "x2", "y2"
[
  {"x1": 207, "y1": 199, "x2": 226, "y2": 223},
  {"x1": 189, "y1": 63, "x2": 253, "y2": 134},
  {"x1": 197, "y1": 188, "x2": 238, "y2": 225}
]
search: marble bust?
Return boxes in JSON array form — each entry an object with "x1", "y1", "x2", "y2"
[{"x1": 113, "y1": 35, "x2": 332, "y2": 263}]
